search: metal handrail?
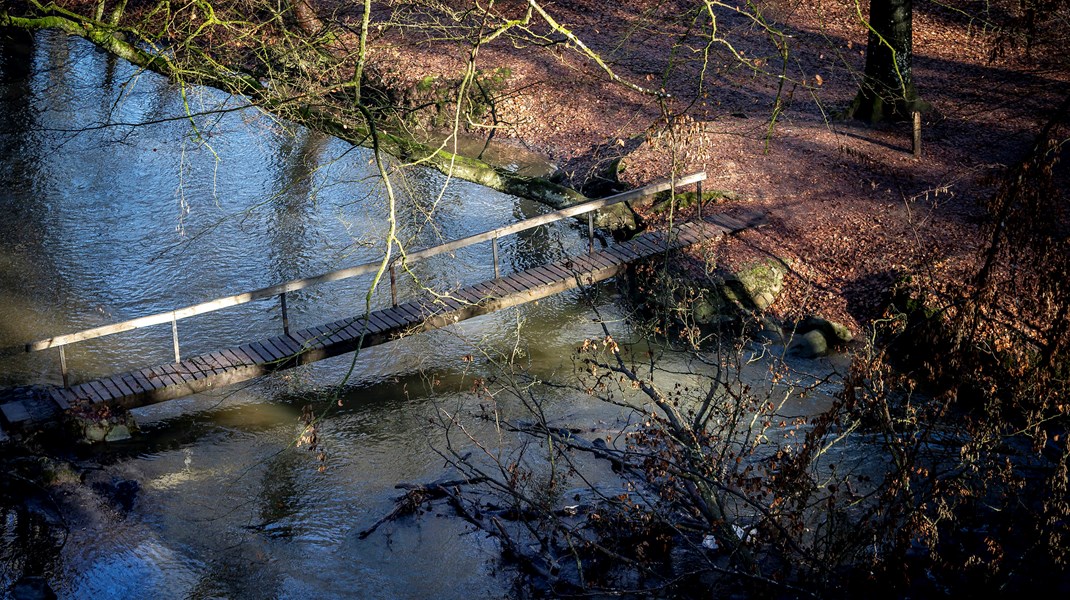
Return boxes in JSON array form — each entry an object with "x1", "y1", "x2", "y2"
[{"x1": 20, "y1": 171, "x2": 706, "y2": 381}]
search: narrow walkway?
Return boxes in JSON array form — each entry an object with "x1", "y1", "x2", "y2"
[{"x1": 0, "y1": 214, "x2": 757, "y2": 432}]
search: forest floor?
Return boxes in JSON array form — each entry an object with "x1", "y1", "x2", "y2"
[{"x1": 368, "y1": 0, "x2": 1070, "y2": 336}]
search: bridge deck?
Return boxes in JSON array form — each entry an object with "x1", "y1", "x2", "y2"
[{"x1": 0, "y1": 215, "x2": 755, "y2": 431}]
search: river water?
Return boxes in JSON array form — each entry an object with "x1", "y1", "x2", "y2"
[
  {"x1": 0, "y1": 30, "x2": 845, "y2": 599},
  {"x1": 0, "y1": 29, "x2": 642, "y2": 598}
]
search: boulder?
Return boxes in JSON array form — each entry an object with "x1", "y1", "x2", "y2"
[
  {"x1": 10, "y1": 576, "x2": 56, "y2": 600},
  {"x1": 790, "y1": 330, "x2": 829, "y2": 358},
  {"x1": 733, "y1": 259, "x2": 787, "y2": 311},
  {"x1": 797, "y1": 316, "x2": 853, "y2": 344},
  {"x1": 67, "y1": 406, "x2": 139, "y2": 444}
]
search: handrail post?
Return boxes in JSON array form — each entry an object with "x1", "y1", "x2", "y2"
[
  {"x1": 59, "y1": 346, "x2": 69, "y2": 387},
  {"x1": 21, "y1": 173, "x2": 708, "y2": 355},
  {"x1": 389, "y1": 263, "x2": 398, "y2": 307},
  {"x1": 588, "y1": 212, "x2": 595, "y2": 254},
  {"x1": 280, "y1": 292, "x2": 290, "y2": 336},
  {"x1": 696, "y1": 179, "x2": 703, "y2": 221},
  {"x1": 492, "y1": 234, "x2": 500, "y2": 279},
  {"x1": 171, "y1": 313, "x2": 181, "y2": 363}
]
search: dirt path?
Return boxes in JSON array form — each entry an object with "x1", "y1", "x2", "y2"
[{"x1": 371, "y1": 0, "x2": 1070, "y2": 334}]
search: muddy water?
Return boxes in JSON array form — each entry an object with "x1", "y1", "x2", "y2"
[{"x1": 0, "y1": 30, "x2": 844, "y2": 599}]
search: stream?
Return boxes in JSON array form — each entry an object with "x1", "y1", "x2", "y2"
[{"x1": 0, "y1": 30, "x2": 844, "y2": 599}]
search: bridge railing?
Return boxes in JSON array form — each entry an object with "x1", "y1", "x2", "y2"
[{"x1": 20, "y1": 172, "x2": 707, "y2": 385}]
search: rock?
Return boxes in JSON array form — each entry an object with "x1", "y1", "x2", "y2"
[
  {"x1": 734, "y1": 259, "x2": 787, "y2": 311},
  {"x1": 83, "y1": 422, "x2": 108, "y2": 443},
  {"x1": 68, "y1": 406, "x2": 139, "y2": 444},
  {"x1": 753, "y1": 316, "x2": 784, "y2": 343},
  {"x1": 791, "y1": 330, "x2": 828, "y2": 358},
  {"x1": 10, "y1": 576, "x2": 56, "y2": 600},
  {"x1": 38, "y1": 457, "x2": 82, "y2": 485},
  {"x1": 104, "y1": 424, "x2": 132, "y2": 442},
  {"x1": 92, "y1": 478, "x2": 140, "y2": 513},
  {"x1": 691, "y1": 294, "x2": 730, "y2": 325},
  {"x1": 797, "y1": 316, "x2": 853, "y2": 344}
]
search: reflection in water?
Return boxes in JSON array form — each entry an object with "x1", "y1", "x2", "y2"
[{"x1": 0, "y1": 29, "x2": 611, "y2": 600}]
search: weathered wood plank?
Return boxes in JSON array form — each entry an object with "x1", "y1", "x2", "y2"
[
  {"x1": 495, "y1": 276, "x2": 527, "y2": 295},
  {"x1": 223, "y1": 347, "x2": 253, "y2": 366},
  {"x1": 521, "y1": 267, "x2": 556, "y2": 287},
  {"x1": 108, "y1": 375, "x2": 135, "y2": 397},
  {"x1": 393, "y1": 303, "x2": 423, "y2": 322},
  {"x1": 374, "y1": 310, "x2": 406, "y2": 330},
  {"x1": 87, "y1": 380, "x2": 113, "y2": 403},
  {"x1": 270, "y1": 336, "x2": 299, "y2": 358},
  {"x1": 269, "y1": 336, "x2": 301, "y2": 356},
  {"x1": 135, "y1": 368, "x2": 170, "y2": 389},
  {"x1": 257, "y1": 341, "x2": 287, "y2": 364},
  {"x1": 1, "y1": 401, "x2": 31, "y2": 425},
  {"x1": 98, "y1": 377, "x2": 125, "y2": 399},
  {"x1": 119, "y1": 373, "x2": 147, "y2": 395},
  {"x1": 50, "y1": 385, "x2": 74, "y2": 408},
  {"x1": 26, "y1": 210, "x2": 746, "y2": 434}
]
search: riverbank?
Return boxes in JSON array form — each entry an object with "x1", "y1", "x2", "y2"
[
  {"x1": 360, "y1": 0, "x2": 1069, "y2": 337},
  {"x1": 5, "y1": 2, "x2": 1067, "y2": 338}
]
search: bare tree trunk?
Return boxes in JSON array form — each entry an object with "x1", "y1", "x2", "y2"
[{"x1": 844, "y1": 0, "x2": 929, "y2": 122}]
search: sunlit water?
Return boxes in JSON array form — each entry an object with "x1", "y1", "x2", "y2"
[
  {"x1": 0, "y1": 29, "x2": 634, "y2": 598},
  {"x1": 0, "y1": 31, "x2": 844, "y2": 599}
]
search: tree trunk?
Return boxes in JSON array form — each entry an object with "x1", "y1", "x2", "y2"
[{"x1": 844, "y1": 0, "x2": 929, "y2": 122}]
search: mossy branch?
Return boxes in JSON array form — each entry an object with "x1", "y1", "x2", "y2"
[{"x1": 2, "y1": 4, "x2": 637, "y2": 230}]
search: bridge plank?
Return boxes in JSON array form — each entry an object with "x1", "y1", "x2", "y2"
[
  {"x1": 30, "y1": 211, "x2": 747, "y2": 432},
  {"x1": 118, "y1": 373, "x2": 146, "y2": 396},
  {"x1": 522, "y1": 266, "x2": 555, "y2": 287},
  {"x1": 311, "y1": 324, "x2": 343, "y2": 344},
  {"x1": 154, "y1": 367, "x2": 184, "y2": 387},
  {"x1": 244, "y1": 342, "x2": 275, "y2": 364},
  {"x1": 108, "y1": 375, "x2": 135, "y2": 397},
  {"x1": 375, "y1": 309, "x2": 406, "y2": 330},
  {"x1": 443, "y1": 295, "x2": 470, "y2": 310},
  {"x1": 164, "y1": 363, "x2": 200, "y2": 383},
  {"x1": 324, "y1": 322, "x2": 356, "y2": 344},
  {"x1": 187, "y1": 356, "x2": 214, "y2": 377},
  {"x1": 263, "y1": 338, "x2": 293, "y2": 360},
  {"x1": 258, "y1": 340, "x2": 288, "y2": 362},
  {"x1": 540, "y1": 263, "x2": 573, "y2": 284},
  {"x1": 85, "y1": 380, "x2": 111, "y2": 403},
  {"x1": 393, "y1": 303, "x2": 423, "y2": 322},
  {"x1": 134, "y1": 368, "x2": 168, "y2": 389},
  {"x1": 537, "y1": 267, "x2": 566, "y2": 286},
  {"x1": 364, "y1": 313, "x2": 393, "y2": 333},
  {"x1": 273, "y1": 335, "x2": 301, "y2": 356},
  {"x1": 451, "y1": 287, "x2": 483, "y2": 304},
  {"x1": 288, "y1": 329, "x2": 319, "y2": 349},
  {"x1": 496, "y1": 275, "x2": 527, "y2": 295},
  {"x1": 49, "y1": 389, "x2": 71, "y2": 411},
  {"x1": 51, "y1": 387, "x2": 73, "y2": 406},
  {"x1": 201, "y1": 353, "x2": 231, "y2": 374},
  {"x1": 1, "y1": 401, "x2": 31, "y2": 425},
  {"x1": 98, "y1": 377, "x2": 125, "y2": 399},
  {"x1": 224, "y1": 347, "x2": 253, "y2": 366},
  {"x1": 340, "y1": 319, "x2": 371, "y2": 339}
]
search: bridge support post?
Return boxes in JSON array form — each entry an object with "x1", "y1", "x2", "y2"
[
  {"x1": 588, "y1": 213, "x2": 595, "y2": 254},
  {"x1": 280, "y1": 292, "x2": 291, "y2": 336},
  {"x1": 171, "y1": 313, "x2": 181, "y2": 363},
  {"x1": 492, "y1": 235, "x2": 500, "y2": 279},
  {"x1": 59, "y1": 346, "x2": 69, "y2": 387},
  {"x1": 390, "y1": 264, "x2": 398, "y2": 307}
]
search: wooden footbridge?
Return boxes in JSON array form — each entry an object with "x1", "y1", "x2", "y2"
[{"x1": 0, "y1": 172, "x2": 760, "y2": 436}]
